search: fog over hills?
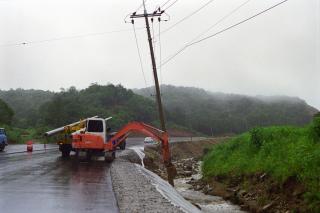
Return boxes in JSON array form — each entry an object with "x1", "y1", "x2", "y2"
[
  {"x1": 134, "y1": 85, "x2": 318, "y2": 135},
  {"x1": 135, "y1": 85, "x2": 318, "y2": 111}
]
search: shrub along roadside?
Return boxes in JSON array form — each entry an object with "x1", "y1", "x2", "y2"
[
  {"x1": 202, "y1": 117, "x2": 320, "y2": 211},
  {"x1": 0, "y1": 124, "x2": 48, "y2": 144}
]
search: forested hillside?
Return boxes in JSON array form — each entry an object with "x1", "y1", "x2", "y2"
[
  {"x1": 0, "y1": 84, "x2": 317, "y2": 136},
  {"x1": 0, "y1": 98, "x2": 14, "y2": 125},
  {"x1": 38, "y1": 84, "x2": 157, "y2": 130},
  {"x1": 0, "y1": 89, "x2": 54, "y2": 128},
  {"x1": 135, "y1": 85, "x2": 318, "y2": 135}
]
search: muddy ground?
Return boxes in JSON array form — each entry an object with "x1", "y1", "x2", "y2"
[
  {"x1": 143, "y1": 139, "x2": 309, "y2": 213},
  {"x1": 143, "y1": 138, "x2": 225, "y2": 180}
]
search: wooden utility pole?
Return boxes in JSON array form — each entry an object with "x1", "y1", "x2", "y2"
[
  {"x1": 131, "y1": 1, "x2": 177, "y2": 186},
  {"x1": 130, "y1": 1, "x2": 166, "y2": 132}
]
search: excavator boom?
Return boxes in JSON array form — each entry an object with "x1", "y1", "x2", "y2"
[
  {"x1": 72, "y1": 121, "x2": 171, "y2": 165},
  {"x1": 106, "y1": 122, "x2": 171, "y2": 165}
]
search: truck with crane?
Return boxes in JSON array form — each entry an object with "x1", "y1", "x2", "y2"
[
  {"x1": 44, "y1": 116, "x2": 170, "y2": 162},
  {"x1": 45, "y1": 116, "x2": 126, "y2": 159},
  {"x1": 45, "y1": 116, "x2": 175, "y2": 185}
]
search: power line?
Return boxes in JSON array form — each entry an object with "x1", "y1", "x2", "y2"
[
  {"x1": 160, "y1": 0, "x2": 172, "y2": 9},
  {"x1": 161, "y1": 0, "x2": 290, "y2": 67},
  {"x1": 161, "y1": 0, "x2": 252, "y2": 66},
  {"x1": 163, "y1": 0, "x2": 179, "y2": 11},
  {"x1": 161, "y1": 0, "x2": 217, "y2": 35},
  {"x1": 132, "y1": 21, "x2": 149, "y2": 89},
  {"x1": 190, "y1": 0, "x2": 289, "y2": 46},
  {"x1": 158, "y1": 18, "x2": 163, "y2": 87},
  {"x1": 191, "y1": 0, "x2": 252, "y2": 43},
  {"x1": 152, "y1": 0, "x2": 177, "y2": 13},
  {"x1": 0, "y1": 28, "x2": 142, "y2": 48},
  {"x1": 151, "y1": 18, "x2": 156, "y2": 56},
  {"x1": 161, "y1": 46, "x2": 187, "y2": 67},
  {"x1": 135, "y1": 0, "x2": 148, "y2": 13}
]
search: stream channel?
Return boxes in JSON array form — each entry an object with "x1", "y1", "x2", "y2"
[{"x1": 130, "y1": 146, "x2": 245, "y2": 213}]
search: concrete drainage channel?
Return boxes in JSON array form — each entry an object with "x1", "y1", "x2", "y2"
[
  {"x1": 112, "y1": 146, "x2": 244, "y2": 213},
  {"x1": 110, "y1": 149, "x2": 186, "y2": 213},
  {"x1": 137, "y1": 164, "x2": 201, "y2": 213}
]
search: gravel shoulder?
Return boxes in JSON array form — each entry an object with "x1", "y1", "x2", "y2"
[{"x1": 110, "y1": 150, "x2": 184, "y2": 213}]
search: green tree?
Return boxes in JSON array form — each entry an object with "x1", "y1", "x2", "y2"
[
  {"x1": 0, "y1": 98, "x2": 14, "y2": 125},
  {"x1": 39, "y1": 84, "x2": 157, "y2": 130}
]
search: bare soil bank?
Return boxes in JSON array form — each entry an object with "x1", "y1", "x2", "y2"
[
  {"x1": 191, "y1": 173, "x2": 307, "y2": 213},
  {"x1": 144, "y1": 139, "x2": 309, "y2": 213},
  {"x1": 144, "y1": 138, "x2": 223, "y2": 180}
]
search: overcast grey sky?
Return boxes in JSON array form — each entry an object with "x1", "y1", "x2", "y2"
[{"x1": 0, "y1": 0, "x2": 319, "y2": 109}]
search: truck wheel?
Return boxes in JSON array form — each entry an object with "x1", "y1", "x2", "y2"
[
  {"x1": 60, "y1": 144, "x2": 72, "y2": 158},
  {"x1": 61, "y1": 150, "x2": 70, "y2": 157},
  {"x1": 105, "y1": 151, "x2": 115, "y2": 163},
  {"x1": 0, "y1": 144, "x2": 5, "y2": 152}
]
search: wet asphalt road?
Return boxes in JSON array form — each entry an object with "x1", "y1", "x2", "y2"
[
  {"x1": 0, "y1": 150, "x2": 119, "y2": 213},
  {"x1": 0, "y1": 137, "x2": 204, "y2": 213}
]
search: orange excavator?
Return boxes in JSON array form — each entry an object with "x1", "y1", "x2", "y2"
[{"x1": 44, "y1": 116, "x2": 175, "y2": 184}]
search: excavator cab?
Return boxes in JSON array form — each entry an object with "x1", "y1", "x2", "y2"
[{"x1": 86, "y1": 118, "x2": 106, "y2": 143}]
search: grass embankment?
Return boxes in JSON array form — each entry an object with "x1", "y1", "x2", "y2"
[{"x1": 203, "y1": 117, "x2": 320, "y2": 212}]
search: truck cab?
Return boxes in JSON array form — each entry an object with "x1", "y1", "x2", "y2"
[{"x1": 0, "y1": 128, "x2": 8, "y2": 151}]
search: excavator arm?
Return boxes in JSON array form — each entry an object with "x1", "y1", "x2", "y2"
[
  {"x1": 105, "y1": 121, "x2": 176, "y2": 186},
  {"x1": 105, "y1": 122, "x2": 171, "y2": 166}
]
